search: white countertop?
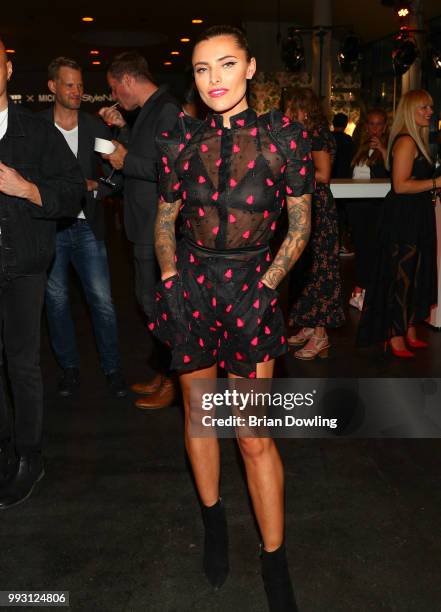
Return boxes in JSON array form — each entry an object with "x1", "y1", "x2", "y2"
[{"x1": 330, "y1": 179, "x2": 390, "y2": 199}]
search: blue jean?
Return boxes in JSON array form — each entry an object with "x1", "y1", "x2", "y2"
[{"x1": 45, "y1": 220, "x2": 121, "y2": 374}]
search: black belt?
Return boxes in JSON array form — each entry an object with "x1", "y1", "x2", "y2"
[{"x1": 183, "y1": 237, "x2": 269, "y2": 258}]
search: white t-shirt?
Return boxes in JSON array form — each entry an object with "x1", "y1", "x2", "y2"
[
  {"x1": 55, "y1": 123, "x2": 86, "y2": 219},
  {"x1": 352, "y1": 149, "x2": 374, "y2": 180},
  {"x1": 0, "y1": 107, "x2": 8, "y2": 140}
]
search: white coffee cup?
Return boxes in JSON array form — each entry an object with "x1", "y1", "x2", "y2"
[{"x1": 94, "y1": 137, "x2": 116, "y2": 154}]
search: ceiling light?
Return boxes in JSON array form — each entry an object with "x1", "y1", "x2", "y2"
[
  {"x1": 5, "y1": 49, "x2": 15, "y2": 54},
  {"x1": 192, "y1": 19, "x2": 203, "y2": 24},
  {"x1": 82, "y1": 16, "x2": 94, "y2": 22},
  {"x1": 171, "y1": 51, "x2": 180, "y2": 55},
  {"x1": 90, "y1": 50, "x2": 99, "y2": 55},
  {"x1": 180, "y1": 38, "x2": 191, "y2": 43},
  {"x1": 92, "y1": 61, "x2": 101, "y2": 65},
  {"x1": 395, "y1": 2, "x2": 411, "y2": 18},
  {"x1": 164, "y1": 61, "x2": 172, "y2": 66}
]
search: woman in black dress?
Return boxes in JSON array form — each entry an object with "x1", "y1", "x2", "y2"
[
  {"x1": 357, "y1": 89, "x2": 440, "y2": 356},
  {"x1": 153, "y1": 26, "x2": 314, "y2": 610},
  {"x1": 285, "y1": 88, "x2": 345, "y2": 359},
  {"x1": 347, "y1": 108, "x2": 389, "y2": 311}
]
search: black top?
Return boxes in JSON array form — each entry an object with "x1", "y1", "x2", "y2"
[
  {"x1": 157, "y1": 108, "x2": 314, "y2": 251},
  {"x1": 312, "y1": 123, "x2": 336, "y2": 183},
  {"x1": 331, "y1": 131, "x2": 354, "y2": 179},
  {"x1": 119, "y1": 85, "x2": 181, "y2": 244}
]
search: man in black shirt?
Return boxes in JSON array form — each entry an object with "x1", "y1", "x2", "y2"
[
  {"x1": 331, "y1": 112, "x2": 354, "y2": 179},
  {"x1": 99, "y1": 52, "x2": 180, "y2": 409},
  {"x1": 331, "y1": 113, "x2": 354, "y2": 256}
]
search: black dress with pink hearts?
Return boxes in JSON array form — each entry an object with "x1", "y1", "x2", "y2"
[{"x1": 152, "y1": 108, "x2": 314, "y2": 378}]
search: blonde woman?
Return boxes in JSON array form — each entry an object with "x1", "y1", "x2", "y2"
[{"x1": 357, "y1": 90, "x2": 439, "y2": 356}]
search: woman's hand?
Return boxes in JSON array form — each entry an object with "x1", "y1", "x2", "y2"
[
  {"x1": 161, "y1": 270, "x2": 178, "y2": 281},
  {"x1": 370, "y1": 136, "x2": 387, "y2": 162}
]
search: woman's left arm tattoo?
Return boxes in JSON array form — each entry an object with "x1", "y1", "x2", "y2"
[{"x1": 260, "y1": 194, "x2": 311, "y2": 289}]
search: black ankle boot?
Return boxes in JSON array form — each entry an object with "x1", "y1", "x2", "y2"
[
  {"x1": 201, "y1": 498, "x2": 229, "y2": 589},
  {"x1": 0, "y1": 452, "x2": 45, "y2": 510},
  {"x1": 261, "y1": 543, "x2": 298, "y2": 611}
]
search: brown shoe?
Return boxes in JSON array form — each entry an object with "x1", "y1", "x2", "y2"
[
  {"x1": 131, "y1": 373, "x2": 163, "y2": 395},
  {"x1": 135, "y1": 377, "x2": 177, "y2": 410}
]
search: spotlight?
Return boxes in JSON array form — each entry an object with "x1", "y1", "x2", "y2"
[
  {"x1": 281, "y1": 28, "x2": 304, "y2": 73},
  {"x1": 395, "y1": 2, "x2": 411, "y2": 18},
  {"x1": 392, "y1": 36, "x2": 418, "y2": 75},
  {"x1": 338, "y1": 34, "x2": 361, "y2": 73}
]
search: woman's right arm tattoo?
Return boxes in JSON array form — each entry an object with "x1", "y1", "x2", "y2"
[{"x1": 154, "y1": 199, "x2": 181, "y2": 278}]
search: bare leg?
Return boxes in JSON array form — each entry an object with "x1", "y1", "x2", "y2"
[
  {"x1": 390, "y1": 334, "x2": 407, "y2": 351},
  {"x1": 407, "y1": 325, "x2": 417, "y2": 342},
  {"x1": 179, "y1": 363, "x2": 220, "y2": 506},
  {"x1": 312, "y1": 325, "x2": 326, "y2": 338},
  {"x1": 294, "y1": 326, "x2": 329, "y2": 360},
  {"x1": 229, "y1": 360, "x2": 285, "y2": 552},
  {"x1": 180, "y1": 363, "x2": 229, "y2": 587}
]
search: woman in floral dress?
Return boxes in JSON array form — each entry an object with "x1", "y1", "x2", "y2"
[{"x1": 286, "y1": 88, "x2": 345, "y2": 359}]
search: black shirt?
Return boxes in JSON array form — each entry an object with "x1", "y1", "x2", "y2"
[{"x1": 331, "y1": 130, "x2": 354, "y2": 179}]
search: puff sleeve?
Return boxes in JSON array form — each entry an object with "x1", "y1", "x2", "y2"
[
  {"x1": 156, "y1": 113, "x2": 202, "y2": 203},
  {"x1": 311, "y1": 123, "x2": 336, "y2": 159},
  {"x1": 269, "y1": 111, "x2": 315, "y2": 197}
]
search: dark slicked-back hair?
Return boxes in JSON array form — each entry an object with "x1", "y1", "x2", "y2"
[
  {"x1": 332, "y1": 112, "x2": 349, "y2": 129},
  {"x1": 48, "y1": 57, "x2": 82, "y2": 81},
  {"x1": 107, "y1": 52, "x2": 155, "y2": 83},
  {"x1": 194, "y1": 25, "x2": 252, "y2": 61}
]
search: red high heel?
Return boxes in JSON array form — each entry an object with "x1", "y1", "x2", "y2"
[
  {"x1": 384, "y1": 340, "x2": 415, "y2": 358},
  {"x1": 406, "y1": 337, "x2": 429, "y2": 349}
]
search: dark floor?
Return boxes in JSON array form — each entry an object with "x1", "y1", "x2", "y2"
[{"x1": 1, "y1": 215, "x2": 441, "y2": 612}]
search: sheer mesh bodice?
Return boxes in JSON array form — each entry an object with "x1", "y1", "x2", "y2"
[{"x1": 157, "y1": 108, "x2": 314, "y2": 250}]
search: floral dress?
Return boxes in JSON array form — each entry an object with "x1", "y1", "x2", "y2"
[{"x1": 289, "y1": 123, "x2": 345, "y2": 328}]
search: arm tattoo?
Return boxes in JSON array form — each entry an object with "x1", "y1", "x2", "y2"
[
  {"x1": 261, "y1": 194, "x2": 311, "y2": 289},
  {"x1": 154, "y1": 199, "x2": 181, "y2": 278}
]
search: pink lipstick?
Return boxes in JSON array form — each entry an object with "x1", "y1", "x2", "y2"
[{"x1": 208, "y1": 88, "x2": 229, "y2": 98}]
